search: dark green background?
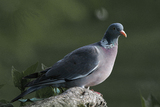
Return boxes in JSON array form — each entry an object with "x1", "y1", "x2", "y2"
[{"x1": 0, "y1": 0, "x2": 160, "y2": 107}]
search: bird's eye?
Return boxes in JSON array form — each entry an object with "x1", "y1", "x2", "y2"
[{"x1": 113, "y1": 27, "x2": 116, "y2": 30}]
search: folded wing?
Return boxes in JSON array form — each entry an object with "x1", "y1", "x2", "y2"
[{"x1": 26, "y1": 45, "x2": 100, "y2": 87}]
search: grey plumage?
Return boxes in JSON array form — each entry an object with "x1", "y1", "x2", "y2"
[{"x1": 11, "y1": 23, "x2": 127, "y2": 103}]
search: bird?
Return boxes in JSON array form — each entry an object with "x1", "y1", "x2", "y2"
[{"x1": 11, "y1": 23, "x2": 127, "y2": 103}]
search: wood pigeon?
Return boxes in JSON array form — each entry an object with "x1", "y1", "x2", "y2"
[{"x1": 11, "y1": 23, "x2": 127, "y2": 102}]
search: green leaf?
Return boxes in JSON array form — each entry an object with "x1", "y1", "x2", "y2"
[
  {"x1": 23, "y1": 62, "x2": 38, "y2": 76},
  {"x1": 53, "y1": 88, "x2": 61, "y2": 96},
  {"x1": 0, "y1": 103, "x2": 13, "y2": 107},
  {"x1": 141, "y1": 94, "x2": 160, "y2": 107},
  {"x1": 148, "y1": 94, "x2": 160, "y2": 107},
  {"x1": 35, "y1": 86, "x2": 54, "y2": 98},
  {"x1": 52, "y1": 87, "x2": 66, "y2": 96},
  {"x1": 11, "y1": 63, "x2": 38, "y2": 91},
  {"x1": 0, "y1": 99, "x2": 13, "y2": 107},
  {"x1": 21, "y1": 62, "x2": 38, "y2": 89},
  {"x1": 41, "y1": 63, "x2": 48, "y2": 70},
  {"x1": 18, "y1": 99, "x2": 27, "y2": 103},
  {"x1": 18, "y1": 98, "x2": 43, "y2": 103},
  {"x1": 30, "y1": 98, "x2": 43, "y2": 102},
  {"x1": 11, "y1": 66, "x2": 23, "y2": 89},
  {"x1": 141, "y1": 95, "x2": 146, "y2": 107}
]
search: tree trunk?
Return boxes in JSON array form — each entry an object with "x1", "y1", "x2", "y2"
[{"x1": 24, "y1": 87, "x2": 107, "y2": 107}]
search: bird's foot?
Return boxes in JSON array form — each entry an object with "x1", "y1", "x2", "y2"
[{"x1": 91, "y1": 89, "x2": 103, "y2": 96}]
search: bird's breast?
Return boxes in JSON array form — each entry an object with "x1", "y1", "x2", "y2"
[{"x1": 86, "y1": 46, "x2": 118, "y2": 86}]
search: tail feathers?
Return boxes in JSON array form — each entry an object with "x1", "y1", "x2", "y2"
[
  {"x1": 23, "y1": 72, "x2": 39, "y2": 79},
  {"x1": 25, "y1": 75, "x2": 48, "y2": 87},
  {"x1": 23, "y1": 68, "x2": 50, "y2": 79},
  {"x1": 11, "y1": 86, "x2": 44, "y2": 103}
]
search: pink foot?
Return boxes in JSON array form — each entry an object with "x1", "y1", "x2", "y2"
[{"x1": 91, "y1": 89, "x2": 103, "y2": 96}]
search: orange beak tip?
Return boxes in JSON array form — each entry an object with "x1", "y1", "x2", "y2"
[{"x1": 120, "y1": 31, "x2": 127, "y2": 38}]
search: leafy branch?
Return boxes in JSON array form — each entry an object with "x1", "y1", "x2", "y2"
[{"x1": 11, "y1": 62, "x2": 64, "y2": 106}]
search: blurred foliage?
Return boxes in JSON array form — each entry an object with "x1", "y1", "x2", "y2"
[
  {"x1": 11, "y1": 62, "x2": 38, "y2": 91},
  {"x1": 141, "y1": 94, "x2": 160, "y2": 107},
  {"x1": 11, "y1": 63, "x2": 65, "y2": 106},
  {"x1": 0, "y1": 100, "x2": 13, "y2": 107},
  {"x1": 35, "y1": 86, "x2": 54, "y2": 98}
]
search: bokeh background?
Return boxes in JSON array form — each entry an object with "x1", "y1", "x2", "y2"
[{"x1": 0, "y1": 0, "x2": 160, "y2": 107}]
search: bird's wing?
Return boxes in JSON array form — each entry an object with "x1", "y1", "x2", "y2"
[
  {"x1": 26, "y1": 45, "x2": 100, "y2": 87},
  {"x1": 46, "y1": 45, "x2": 100, "y2": 80}
]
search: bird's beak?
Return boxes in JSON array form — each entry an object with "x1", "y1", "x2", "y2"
[{"x1": 120, "y1": 30, "x2": 127, "y2": 37}]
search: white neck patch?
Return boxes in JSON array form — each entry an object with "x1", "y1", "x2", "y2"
[
  {"x1": 100, "y1": 39, "x2": 108, "y2": 47},
  {"x1": 100, "y1": 39, "x2": 116, "y2": 49}
]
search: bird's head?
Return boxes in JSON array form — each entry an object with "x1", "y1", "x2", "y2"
[{"x1": 103, "y1": 23, "x2": 127, "y2": 44}]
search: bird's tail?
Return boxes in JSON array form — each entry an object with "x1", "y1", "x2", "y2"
[{"x1": 11, "y1": 86, "x2": 45, "y2": 103}]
